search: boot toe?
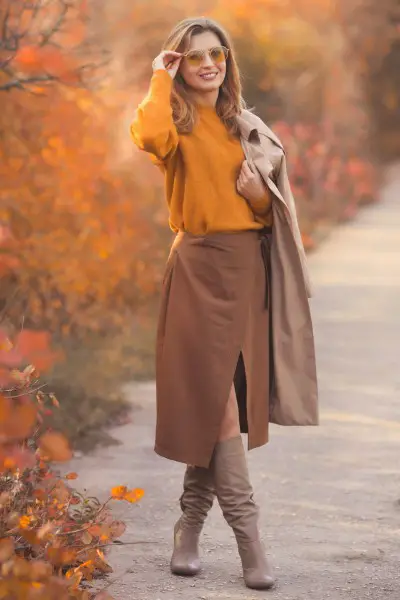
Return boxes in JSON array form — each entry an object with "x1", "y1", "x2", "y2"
[
  {"x1": 170, "y1": 556, "x2": 201, "y2": 576},
  {"x1": 244, "y1": 570, "x2": 275, "y2": 590}
]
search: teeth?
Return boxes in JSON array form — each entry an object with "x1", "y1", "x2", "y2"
[{"x1": 201, "y1": 73, "x2": 217, "y2": 79}]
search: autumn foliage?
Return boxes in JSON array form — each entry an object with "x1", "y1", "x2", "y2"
[
  {"x1": 0, "y1": 328, "x2": 144, "y2": 599},
  {"x1": 0, "y1": 0, "x2": 397, "y2": 595},
  {"x1": 1, "y1": 0, "x2": 397, "y2": 340}
]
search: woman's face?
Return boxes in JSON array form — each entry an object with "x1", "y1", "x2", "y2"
[{"x1": 179, "y1": 31, "x2": 227, "y2": 95}]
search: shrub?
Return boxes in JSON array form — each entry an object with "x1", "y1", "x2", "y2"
[{"x1": 0, "y1": 327, "x2": 144, "y2": 599}]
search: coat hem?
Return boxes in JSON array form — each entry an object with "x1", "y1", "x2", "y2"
[{"x1": 154, "y1": 443, "x2": 212, "y2": 469}]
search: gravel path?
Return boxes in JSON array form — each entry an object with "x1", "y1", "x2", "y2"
[{"x1": 68, "y1": 164, "x2": 400, "y2": 600}]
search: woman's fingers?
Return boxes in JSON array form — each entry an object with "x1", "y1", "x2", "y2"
[
  {"x1": 242, "y1": 160, "x2": 255, "y2": 178},
  {"x1": 153, "y1": 51, "x2": 182, "y2": 77}
]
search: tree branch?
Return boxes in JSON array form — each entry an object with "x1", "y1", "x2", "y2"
[
  {"x1": 0, "y1": 0, "x2": 106, "y2": 94},
  {"x1": 0, "y1": 74, "x2": 55, "y2": 92},
  {"x1": 40, "y1": 0, "x2": 69, "y2": 47}
]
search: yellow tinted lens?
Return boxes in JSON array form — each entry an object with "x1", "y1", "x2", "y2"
[
  {"x1": 210, "y1": 47, "x2": 227, "y2": 63},
  {"x1": 186, "y1": 50, "x2": 204, "y2": 66}
]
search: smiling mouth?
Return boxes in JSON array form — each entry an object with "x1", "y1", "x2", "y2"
[{"x1": 199, "y1": 72, "x2": 218, "y2": 80}]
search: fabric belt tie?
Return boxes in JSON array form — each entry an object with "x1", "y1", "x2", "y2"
[{"x1": 259, "y1": 230, "x2": 271, "y2": 310}]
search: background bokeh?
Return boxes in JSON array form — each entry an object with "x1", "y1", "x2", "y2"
[{"x1": 0, "y1": 0, "x2": 399, "y2": 445}]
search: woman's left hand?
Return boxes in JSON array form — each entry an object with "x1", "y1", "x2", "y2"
[{"x1": 237, "y1": 160, "x2": 269, "y2": 204}]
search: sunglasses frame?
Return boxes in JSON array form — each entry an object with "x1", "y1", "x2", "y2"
[{"x1": 182, "y1": 45, "x2": 229, "y2": 66}]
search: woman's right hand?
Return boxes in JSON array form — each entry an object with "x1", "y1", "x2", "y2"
[{"x1": 152, "y1": 51, "x2": 183, "y2": 79}]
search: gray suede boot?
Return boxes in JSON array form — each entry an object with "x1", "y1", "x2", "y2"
[
  {"x1": 212, "y1": 436, "x2": 274, "y2": 590},
  {"x1": 170, "y1": 465, "x2": 214, "y2": 576}
]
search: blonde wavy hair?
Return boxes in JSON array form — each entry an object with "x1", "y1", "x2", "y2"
[{"x1": 162, "y1": 17, "x2": 246, "y2": 136}]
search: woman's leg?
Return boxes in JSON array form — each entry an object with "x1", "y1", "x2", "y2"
[
  {"x1": 218, "y1": 384, "x2": 241, "y2": 442},
  {"x1": 211, "y1": 385, "x2": 274, "y2": 590}
]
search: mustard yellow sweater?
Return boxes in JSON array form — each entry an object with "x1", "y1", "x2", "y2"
[{"x1": 130, "y1": 70, "x2": 272, "y2": 234}]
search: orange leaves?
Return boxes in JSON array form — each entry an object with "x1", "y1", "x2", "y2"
[
  {"x1": 38, "y1": 432, "x2": 72, "y2": 462},
  {"x1": 13, "y1": 46, "x2": 42, "y2": 71},
  {"x1": 0, "y1": 538, "x2": 14, "y2": 563},
  {"x1": 111, "y1": 485, "x2": 144, "y2": 503},
  {"x1": 110, "y1": 485, "x2": 128, "y2": 499},
  {"x1": 0, "y1": 329, "x2": 61, "y2": 375},
  {"x1": 19, "y1": 515, "x2": 33, "y2": 529},
  {"x1": 14, "y1": 45, "x2": 79, "y2": 81},
  {"x1": 0, "y1": 395, "x2": 37, "y2": 443},
  {"x1": 88, "y1": 520, "x2": 126, "y2": 541},
  {"x1": 66, "y1": 549, "x2": 113, "y2": 584},
  {"x1": 15, "y1": 330, "x2": 62, "y2": 372},
  {"x1": 25, "y1": 559, "x2": 52, "y2": 581},
  {"x1": 46, "y1": 546, "x2": 77, "y2": 567},
  {"x1": 124, "y1": 488, "x2": 145, "y2": 503}
]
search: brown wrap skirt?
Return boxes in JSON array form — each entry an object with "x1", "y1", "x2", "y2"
[{"x1": 155, "y1": 228, "x2": 272, "y2": 468}]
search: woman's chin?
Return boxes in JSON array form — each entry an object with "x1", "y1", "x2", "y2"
[{"x1": 191, "y1": 81, "x2": 222, "y2": 94}]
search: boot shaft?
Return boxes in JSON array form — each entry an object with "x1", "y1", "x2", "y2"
[{"x1": 211, "y1": 436, "x2": 259, "y2": 542}]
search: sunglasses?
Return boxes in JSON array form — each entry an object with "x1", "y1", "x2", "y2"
[{"x1": 182, "y1": 45, "x2": 229, "y2": 67}]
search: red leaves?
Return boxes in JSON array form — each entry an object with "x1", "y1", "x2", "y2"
[
  {"x1": 15, "y1": 330, "x2": 62, "y2": 372},
  {"x1": 0, "y1": 329, "x2": 62, "y2": 374}
]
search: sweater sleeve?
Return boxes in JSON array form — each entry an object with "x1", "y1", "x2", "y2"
[
  {"x1": 249, "y1": 186, "x2": 272, "y2": 224},
  {"x1": 130, "y1": 70, "x2": 179, "y2": 161}
]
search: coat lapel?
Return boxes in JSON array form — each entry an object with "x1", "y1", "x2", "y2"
[{"x1": 236, "y1": 110, "x2": 285, "y2": 150}]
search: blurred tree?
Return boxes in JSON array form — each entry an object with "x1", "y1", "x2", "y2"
[
  {"x1": 341, "y1": 0, "x2": 400, "y2": 161},
  {"x1": 0, "y1": 0, "x2": 393, "y2": 387},
  {"x1": 0, "y1": 0, "x2": 108, "y2": 93},
  {"x1": 0, "y1": 0, "x2": 165, "y2": 337}
]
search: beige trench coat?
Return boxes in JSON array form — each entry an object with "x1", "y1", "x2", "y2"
[{"x1": 237, "y1": 110, "x2": 319, "y2": 426}]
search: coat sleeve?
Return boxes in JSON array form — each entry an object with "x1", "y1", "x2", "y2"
[
  {"x1": 276, "y1": 154, "x2": 313, "y2": 298},
  {"x1": 130, "y1": 70, "x2": 179, "y2": 162}
]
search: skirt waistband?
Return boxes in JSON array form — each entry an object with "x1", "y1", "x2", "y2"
[{"x1": 177, "y1": 228, "x2": 271, "y2": 310}]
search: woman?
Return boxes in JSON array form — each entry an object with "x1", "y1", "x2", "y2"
[{"x1": 130, "y1": 17, "x2": 318, "y2": 591}]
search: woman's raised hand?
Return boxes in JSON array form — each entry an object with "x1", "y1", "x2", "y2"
[{"x1": 152, "y1": 51, "x2": 183, "y2": 79}]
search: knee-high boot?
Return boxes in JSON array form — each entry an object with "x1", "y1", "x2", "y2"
[
  {"x1": 170, "y1": 465, "x2": 215, "y2": 576},
  {"x1": 211, "y1": 436, "x2": 274, "y2": 590}
]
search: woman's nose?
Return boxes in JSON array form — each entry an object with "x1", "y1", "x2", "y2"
[{"x1": 202, "y1": 51, "x2": 214, "y2": 67}]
